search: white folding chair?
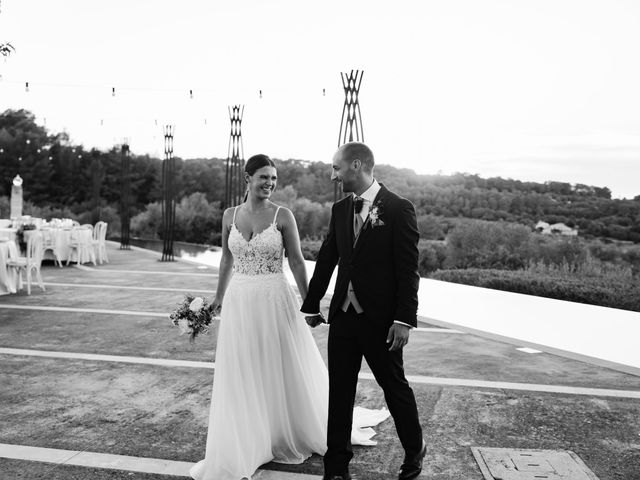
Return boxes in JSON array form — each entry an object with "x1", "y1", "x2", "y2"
[
  {"x1": 7, "y1": 232, "x2": 45, "y2": 295},
  {"x1": 92, "y1": 221, "x2": 109, "y2": 264},
  {"x1": 41, "y1": 228, "x2": 63, "y2": 268},
  {"x1": 67, "y1": 227, "x2": 97, "y2": 266}
]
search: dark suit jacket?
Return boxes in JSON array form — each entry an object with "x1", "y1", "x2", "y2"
[{"x1": 301, "y1": 184, "x2": 420, "y2": 328}]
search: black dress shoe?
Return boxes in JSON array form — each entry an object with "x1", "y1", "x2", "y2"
[
  {"x1": 322, "y1": 475, "x2": 352, "y2": 480},
  {"x1": 398, "y1": 440, "x2": 427, "y2": 480}
]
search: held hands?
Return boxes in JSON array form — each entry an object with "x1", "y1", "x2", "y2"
[
  {"x1": 386, "y1": 323, "x2": 410, "y2": 351},
  {"x1": 208, "y1": 298, "x2": 222, "y2": 318},
  {"x1": 305, "y1": 312, "x2": 326, "y2": 328}
]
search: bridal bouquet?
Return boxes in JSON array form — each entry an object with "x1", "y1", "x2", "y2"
[{"x1": 170, "y1": 294, "x2": 213, "y2": 340}]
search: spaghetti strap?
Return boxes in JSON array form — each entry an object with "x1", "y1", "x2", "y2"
[
  {"x1": 232, "y1": 206, "x2": 239, "y2": 224},
  {"x1": 273, "y1": 206, "x2": 281, "y2": 224}
]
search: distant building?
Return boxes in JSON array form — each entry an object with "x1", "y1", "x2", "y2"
[{"x1": 535, "y1": 221, "x2": 578, "y2": 236}]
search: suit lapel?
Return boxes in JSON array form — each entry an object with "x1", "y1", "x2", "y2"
[{"x1": 353, "y1": 185, "x2": 387, "y2": 255}]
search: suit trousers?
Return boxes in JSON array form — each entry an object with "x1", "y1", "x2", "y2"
[{"x1": 324, "y1": 306, "x2": 423, "y2": 475}]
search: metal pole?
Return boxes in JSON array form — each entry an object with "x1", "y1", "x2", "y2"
[
  {"x1": 120, "y1": 141, "x2": 131, "y2": 250},
  {"x1": 335, "y1": 69, "x2": 365, "y2": 202},
  {"x1": 161, "y1": 125, "x2": 175, "y2": 262},
  {"x1": 91, "y1": 149, "x2": 102, "y2": 224},
  {"x1": 225, "y1": 105, "x2": 245, "y2": 207}
]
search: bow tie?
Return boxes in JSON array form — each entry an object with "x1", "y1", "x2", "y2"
[{"x1": 353, "y1": 196, "x2": 364, "y2": 214}]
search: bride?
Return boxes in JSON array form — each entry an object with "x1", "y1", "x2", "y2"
[{"x1": 190, "y1": 154, "x2": 388, "y2": 480}]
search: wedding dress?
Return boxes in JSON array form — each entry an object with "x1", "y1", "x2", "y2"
[{"x1": 190, "y1": 206, "x2": 389, "y2": 480}]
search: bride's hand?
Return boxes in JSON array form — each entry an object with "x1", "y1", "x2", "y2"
[{"x1": 210, "y1": 298, "x2": 222, "y2": 317}]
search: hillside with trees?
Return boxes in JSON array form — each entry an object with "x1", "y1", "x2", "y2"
[
  {"x1": 1, "y1": 109, "x2": 639, "y2": 244},
  {"x1": 2, "y1": 109, "x2": 640, "y2": 311}
]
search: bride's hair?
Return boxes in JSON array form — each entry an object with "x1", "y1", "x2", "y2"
[
  {"x1": 243, "y1": 154, "x2": 277, "y2": 201},
  {"x1": 245, "y1": 154, "x2": 276, "y2": 175}
]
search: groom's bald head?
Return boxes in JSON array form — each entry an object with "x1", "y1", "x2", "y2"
[{"x1": 339, "y1": 142, "x2": 375, "y2": 173}]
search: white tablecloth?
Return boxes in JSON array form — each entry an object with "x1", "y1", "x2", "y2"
[
  {"x1": 43, "y1": 227, "x2": 93, "y2": 263},
  {"x1": 0, "y1": 240, "x2": 19, "y2": 295},
  {"x1": 0, "y1": 228, "x2": 17, "y2": 242}
]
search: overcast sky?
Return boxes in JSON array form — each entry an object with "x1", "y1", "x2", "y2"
[{"x1": 1, "y1": 0, "x2": 639, "y2": 198}]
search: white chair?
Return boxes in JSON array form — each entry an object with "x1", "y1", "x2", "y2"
[
  {"x1": 92, "y1": 221, "x2": 109, "y2": 264},
  {"x1": 67, "y1": 227, "x2": 97, "y2": 266},
  {"x1": 41, "y1": 228, "x2": 63, "y2": 268},
  {"x1": 7, "y1": 233, "x2": 45, "y2": 295}
]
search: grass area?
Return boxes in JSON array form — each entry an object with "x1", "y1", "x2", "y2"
[
  {"x1": 3, "y1": 356, "x2": 640, "y2": 480},
  {"x1": 0, "y1": 459, "x2": 180, "y2": 480},
  {"x1": 0, "y1": 311, "x2": 218, "y2": 361},
  {"x1": 3, "y1": 307, "x2": 640, "y2": 390},
  {"x1": 0, "y1": 357, "x2": 211, "y2": 461},
  {"x1": 419, "y1": 388, "x2": 640, "y2": 480}
]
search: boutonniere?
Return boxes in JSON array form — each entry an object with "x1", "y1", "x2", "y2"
[{"x1": 368, "y1": 201, "x2": 385, "y2": 227}]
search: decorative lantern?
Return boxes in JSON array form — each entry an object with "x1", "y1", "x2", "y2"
[{"x1": 10, "y1": 175, "x2": 23, "y2": 219}]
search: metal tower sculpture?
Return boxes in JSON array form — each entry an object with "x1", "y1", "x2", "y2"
[
  {"x1": 119, "y1": 141, "x2": 131, "y2": 250},
  {"x1": 91, "y1": 149, "x2": 103, "y2": 225},
  {"x1": 161, "y1": 125, "x2": 176, "y2": 262},
  {"x1": 336, "y1": 69, "x2": 364, "y2": 202},
  {"x1": 225, "y1": 105, "x2": 245, "y2": 208}
]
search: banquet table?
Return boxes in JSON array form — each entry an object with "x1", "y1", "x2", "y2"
[
  {"x1": 0, "y1": 227, "x2": 95, "y2": 274},
  {"x1": 0, "y1": 228, "x2": 17, "y2": 242},
  {"x1": 43, "y1": 227, "x2": 94, "y2": 264}
]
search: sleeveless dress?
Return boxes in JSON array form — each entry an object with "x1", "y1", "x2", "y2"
[{"x1": 190, "y1": 206, "x2": 389, "y2": 480}]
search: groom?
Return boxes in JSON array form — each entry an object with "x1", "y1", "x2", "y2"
[{"x1": 302, "y1": 142, "x2": 425, "y2": 480}]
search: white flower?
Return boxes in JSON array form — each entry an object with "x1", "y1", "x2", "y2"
[
  {"x1": 189, "y1": 297, "x2": 204, "y2": 312},
  {"x1": 369, "y1": 206, "x2": 379, "y2": 224},
  {"x1": 369, "y1": 204, "x2": 385, "y2": 227},
  {"x1": 177, "y1": 318, "x2": 193, "y2": 335}
]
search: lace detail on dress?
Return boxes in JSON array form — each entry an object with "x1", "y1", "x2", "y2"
[{"x1": 228, "y1": 222, "x2": 284, "y2": 276}]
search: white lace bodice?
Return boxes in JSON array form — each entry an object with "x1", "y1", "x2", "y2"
[{"x1": 228, "y1": 206, "x2": 284, "y2": 276}]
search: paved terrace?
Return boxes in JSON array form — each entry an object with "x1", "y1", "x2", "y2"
[{"x1": 0, "y1": 242, "x2": 639, "y2": 479}]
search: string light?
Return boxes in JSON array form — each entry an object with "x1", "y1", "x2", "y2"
[{"x1": 5, "y1": 78, "x2": 336, "y2": 101}]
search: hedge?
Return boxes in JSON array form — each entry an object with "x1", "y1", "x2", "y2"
[{"x1": 430, "y1": 268, "x2": 640, "y2": 312}]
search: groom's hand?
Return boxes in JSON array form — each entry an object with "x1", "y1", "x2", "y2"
[
  {"x1": 387, "y1": 323, "x2": 410, "y2": 351},
  {"x1": 305, "y1": 313, "x2": 325, "y2": 328}
]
